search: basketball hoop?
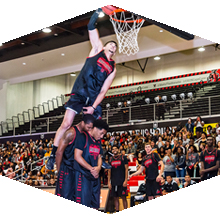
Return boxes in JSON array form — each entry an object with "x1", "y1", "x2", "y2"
[{"x1": 109, "y1": 9, "x2": 145, "y2": 56}]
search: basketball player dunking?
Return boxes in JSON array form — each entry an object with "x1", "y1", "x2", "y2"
[
  {"x1": 46, "y1": 8, "x2": 117, "y2": 170},
  {"x1": 74, "y1": 119, "x2": 109, "y2": 209},
  {"x1": 129, "y1": 143, "x2": 164, "y2": 201},
  {"x1": 55, "y1": 114, "x2": 95, "y2": 201},
  {"x1": 199, "y1": 136, "x2": 220, "y2": 181}
]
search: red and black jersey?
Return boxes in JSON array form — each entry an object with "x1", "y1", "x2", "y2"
[
  {"x1": 200, "y1": 148, "x2": 220, "y2": 178},
  {"x1": 71, "y1": 50, "x2": 115, "y2": 101},
  {"x1": 141, "y1": 153, "x2": 161, "y2": 180},
  {"x1": 73, "y1": 131, "x2": 103, "y2": 180},
  {"x1": 62, "y1": 125, "x2": 81, "y2": 170},
  {"x1": 109, "y1": 154, "x2": 128, "y2": 186}
]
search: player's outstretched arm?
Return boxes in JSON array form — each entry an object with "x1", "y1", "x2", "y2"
[
  {"x1": 55, "y1": 128, "x2": 75, "y2": 172},
  {"x1": 128, "y1": 166, "x2": 145, "y2": 179},
  {"x1": 88, "y1": 8, "x2": 103, "y2": 57}
]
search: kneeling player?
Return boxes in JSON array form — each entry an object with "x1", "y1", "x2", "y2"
[
  {"x1": 74, "y1": 119, "x2": 109, "y2": 209},
  {"x1": 129, "y1": 143, "x2": 164, "y2": 201},
  {"x1": 108, "y1": 146, "x2": 128, "y2": 212}
]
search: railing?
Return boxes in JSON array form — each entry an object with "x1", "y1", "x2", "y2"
[
  {"x1": 1, "y1": 93, "x2": 220, "y2": 136},
  {"x1": 0, "y1": 94, "x2": 65, "y2": 136}
]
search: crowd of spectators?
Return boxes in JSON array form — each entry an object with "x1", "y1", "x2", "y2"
[
  {"x1": 1, "y1": 115, "x2": 220, "y2": 190},
  {"x1": 101, "y1": 116, "x2": 220, "y2": 185},
  {"x1": 0, "y1": 138, "x2": 57, "y2": 186}
]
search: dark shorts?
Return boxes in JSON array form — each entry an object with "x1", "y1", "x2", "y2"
[
  {"x1": 65, "y1": 93, "x2": 102, "y2": 119},
  {"x1": 55, "y1": 162, "x2": 75, "y2": 201},
  {"x1": 75, "y1": 170, "x2": 101, "y2": 209},
  {"x1": 146, "y1": 179, "x2": 162, "y2": 197},
  {"x1": 110, "y1": 185, "x2": 128, "y2": 198},
  {"x1": 196, "y1": 127, "x2": 203, "y2": 133}
]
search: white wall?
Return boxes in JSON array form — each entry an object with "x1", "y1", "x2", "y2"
[{"x1": 1, "y1": 45, "x2": 220, "y2": 122}]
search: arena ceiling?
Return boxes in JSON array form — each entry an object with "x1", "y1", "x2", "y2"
[{"x1": 0, "y1": 9, "x2": 215, "y2": 85}]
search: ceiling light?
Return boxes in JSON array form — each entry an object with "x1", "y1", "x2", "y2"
[
  {"x1": 106, "y1": 103, "x2": 110, "y2": 109},
  {"x1": 154, "y1": 56, "x2": 161, "y2": 60},
  {"x1": 0, "y1": 43, "x2": 3, "y2": 46},
  {"x1": 162, "y1": 96, "x2": 167, "y2": 102},
  {"x1": 154, "y1": 97, "x2": 159, "y2": 103},
  {"x1": 198, "y1": 47, "x2": 205, "y2": 52},
  {"x1": 21, "y1": 42, "x2": 25, "y2": 45},
  {"x1": 54, "y1": 33, "x2": 58, "y2": 36},
  {"x1": 118, "y1": 102, "x2": 122, "y2": 108},
  {"x1": 180, "y1": 93, "x2": 185, "y2": 100},
  {"x1": 127, "y1": 100, "x2": 132, "y2": 107},
  {"x1": 70, "y1": 73, "x2": 76, "y2": 76},
  {"x1": 61, "y1": 53, "x2": 65, "y2": 56},
  {"x1": 99, "y1": 12, "x2": 105, "y2": 18},
  {"x1": 171, "y1": 94, "x2": 176, "y2": 101},
  {"x1": 23, "y1": 63, "x2": 26, "y2": 65},
  {"x1": 159, "y1": 30, "x2": 163, "y2": 32},
  {"x1": 187, "y1": 92, "x2": 193, "y2": 99},
  {"x1": 145, "y1": 98, "x2": 150, "y2": 104},
  {"x1": 42, "y1": 28, "x2": 51, "y2": 33}
]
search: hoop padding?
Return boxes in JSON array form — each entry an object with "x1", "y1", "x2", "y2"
[{"x1": 109, "y1": 9, "x2": 145, "y2": 56}]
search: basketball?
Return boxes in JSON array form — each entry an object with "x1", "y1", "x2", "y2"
[{"x1": 101, "y1": 5, "x2": 118, "y2": 15}]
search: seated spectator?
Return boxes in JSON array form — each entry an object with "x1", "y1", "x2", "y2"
[
  {"x1": 163, "y1": 148, "x2": 176, "y2": 178},
  {"x1": 130, "y1": 179, "x2": 147, "y2": 207},
  {"x1": 217, "y1": 141, "x2": 220, "y2": 150},
  {"x1": 6, "y1": 167, "x2": 15, "y2": 179},
  {"x1": 37, "y1": 146, "x2": 45, "y2": 158},
  {"x1": 49, "y1": 178, "x2": 56, "y2": 186},
  {"x1": 136, "y1": 138, "x2": 145, "y2": 157},
  {"x1": 163, "y1": 175, "x2": 179, "y2": 195},
  {"x1": 174, "y1": 178, "x2": 183, "y2": 189},
  {"x1": 174, "y1": 147, "x2": 186, "y2": 184},
  {"x1": 178, "y1": 139, "x2": 186, "y2": 155},
  {"x1": 126, "y1": 143, "x2": 136, "y2": 162},
  {"x1": 136, "y1": 153, "x2": 143, "y2": 174},
  {"x1": 183, "y1": 174, "x2": 196, "y2": 188},
  {"x1": 34, "y1": 180, "x2": 39, "y2": 187}
]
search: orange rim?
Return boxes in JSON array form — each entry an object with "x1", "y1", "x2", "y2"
[{"x1": 109, "y1": 9, "x2": 144, "y2": 23}]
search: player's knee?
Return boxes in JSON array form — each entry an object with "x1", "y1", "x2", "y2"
[{"x1": 61, "y1": 120, "x2": 72, "y2": 130}]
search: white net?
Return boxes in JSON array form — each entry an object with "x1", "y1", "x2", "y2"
[{"x1": 109, "y1": 11, "x2": 145, "y2": 56}]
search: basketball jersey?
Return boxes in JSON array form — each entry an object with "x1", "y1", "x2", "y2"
[
  {"x1": 71, "y1": 50, "x2": 115, "y2": 100},
  {"x1": 74, "y1": 131, "x2": 103, "y2": 180},
  {"x1": 142, "y1": 153, "x2": 161, "y2": 180},
  {"x1": 62, "y1": 125, "x2": 81, "y2": 170},
  {"x1": 109, "y1": 154, "x2": 128, "y2": 186},
  {"x1": 200, "y1": 148, "x2": 220, "y2": 178}
]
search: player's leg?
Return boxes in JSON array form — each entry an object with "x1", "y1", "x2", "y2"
[
  {"x1": 120, "y1": 186, "x2": 128, "y2": 209},
  {"x1": 146, "y1": 180, "x2": 154, "y2": 201},
  {"x1": 91, "y1": 178, "x2": 101, "y2": 209},
  {"x1": 46, "y1": 94, "x2": 85, "y2": 170},
  {"x1": 114, "y1": 197, "x2": 120, "y2": 212},
  {"x1": 46, "y1": 109, "x2": 76, "y2": 170}
]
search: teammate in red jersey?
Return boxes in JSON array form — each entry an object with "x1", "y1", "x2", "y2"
[{"x1": 129, "y1": 143, "x2": 164, "y2": 201}]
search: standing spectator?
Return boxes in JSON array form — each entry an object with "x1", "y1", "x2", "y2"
[
  {"x1": 156, "y1": 136, "x2": 165, "y2": 149},
  {"x1": 158, "y1": 147, "x2": 165, "y2": 159},
  {"x1": 194, "y1": 116, "x2": 204, "y2": 139},
  {"x1": 174, "y1": 147, "x2": 186, "y2": 184},
  {"x1": 136, "y1": 153, "x2": 143, "y2": 171},
  {"x1": 182, "y1": 134, "x2": 190, "y2": 147},
  {"x1": 185, "y1": 118, "x2": 194, "y2": 133},
  {"x1": 121, "y1": 101, "x2": 129, "y2": 123},
  {"x1": 206, "y1": 125, "x2": 212, "y2": 137},
  {"x1": 163, "y1": 148, "x2": 176, "y2": 178},
  {"x1": 172, "y1": 139, "x2": 179, "y2": 154},
  {"x1": 198, "y1": 132, "x2": 207, "y2": 152},
  {"x1": 186, "y1": 145, "x2": 200, "y2": 180},
  {"x1": 156, "y1": 95, "x2": 165, "y2": 120},
  {"x1": 136, "y1": 139, "x2": 145, "y2": 157}
]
